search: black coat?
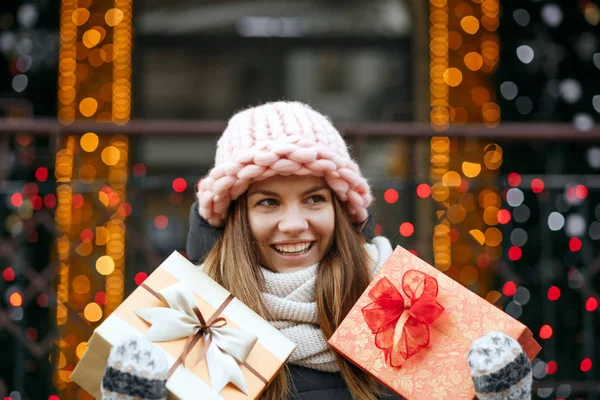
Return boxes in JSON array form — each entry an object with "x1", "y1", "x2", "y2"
[
  {"x1": 186, "y1": 201, "x2": 401, "y2": 399},
  {"x1": 289, "y1": 365, "x2": 402, "y2": 400}
]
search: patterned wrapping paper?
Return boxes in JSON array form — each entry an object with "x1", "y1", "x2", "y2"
[
  {"x1": 328, "y1": 246, "x2": 541, "y2": 400},
  {"x1": 71, "y1": 251, "x2": 296, "y2": 399}
]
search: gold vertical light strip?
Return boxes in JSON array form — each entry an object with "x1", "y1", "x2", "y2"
[
  {"x1": 428, "y1": 0, "x2": 502, "y2": 295},
  {"x1": 55, "y1": 137, "x2": 75, "y2": 328},
  {"x1": 429, "y1": 0, "x2": 452, "y2": 272},
  {"x1": 56, "y1": 0, "x2": 132, "y2": 396},
  {"x1": 104, "y1": 0, "x2": 132, "y2": 315},
  {"x1": 55, "y1": 0, "x2": 78, "y2": 391},
  {"x1": 58, "y1": 0, "x2": 78, "y2": 125}
]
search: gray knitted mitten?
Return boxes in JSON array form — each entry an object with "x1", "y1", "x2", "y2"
[
  {"x1": 101, "y1": 336, "x2": 168, "y2": 400},
  {"x1": 468, "y1": 331, "x2": 532, "y2": 400}
]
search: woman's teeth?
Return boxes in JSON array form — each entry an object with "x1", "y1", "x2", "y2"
[{"x1": 273, "y1": 242, "x2": 312, "y2": 255}]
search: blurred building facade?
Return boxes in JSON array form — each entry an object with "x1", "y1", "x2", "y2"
[{"x1": 0, "y1": 0, "x2": 599, "y2": 399}]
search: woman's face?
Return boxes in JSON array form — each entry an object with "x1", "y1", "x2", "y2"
[{"x1": 246, "y1": 175, "x2": 335, "y2": 272}]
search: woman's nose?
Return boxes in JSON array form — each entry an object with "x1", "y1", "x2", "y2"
[{"x1": 278, "y1": 209, "x2": 309, "y2": 233}]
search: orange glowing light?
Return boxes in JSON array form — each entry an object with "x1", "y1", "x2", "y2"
[
  {"x1": 460, "y1": 16, "x2": 480, "y2": 34},
  {"x1": 9, "y1": 292, "x2": 23, "y2": 307}
]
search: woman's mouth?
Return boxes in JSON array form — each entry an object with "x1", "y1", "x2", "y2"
[{"x1": 270, "y1": 242, "x2": 315, "y2": 256}]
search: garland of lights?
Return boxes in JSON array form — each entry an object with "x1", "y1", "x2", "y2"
[
  {"x1": 428, "y1": 0, "x2": 502, "y2": 299},
  {"x1": 55, "y1": 0, "x2": 132, "y2": 396}
]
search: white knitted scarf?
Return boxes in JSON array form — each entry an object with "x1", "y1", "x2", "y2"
[{"x1": 261, "y1": 236, "x2": 393, "y2": 372}]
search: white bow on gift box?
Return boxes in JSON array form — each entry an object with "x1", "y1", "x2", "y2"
[{"x1": 135, "y1": 282, "x2": 258, "y2": 395}]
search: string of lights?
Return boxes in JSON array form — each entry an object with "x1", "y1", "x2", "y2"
[{"x1": 55, "y1": 0, "x2": 132, "y2": 397}]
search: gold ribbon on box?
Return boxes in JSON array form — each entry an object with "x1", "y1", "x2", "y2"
[{"x1": 135, "y1": 282, "x2": 261, "y2": 395}]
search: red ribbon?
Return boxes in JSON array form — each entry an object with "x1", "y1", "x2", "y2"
[{"x1": 361, "y1": 270, "x2": 445, "y2": 367}]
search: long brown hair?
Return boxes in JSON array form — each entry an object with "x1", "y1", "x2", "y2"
[{"x1": 202, "y1": 191, "x2": 380, "y2": 400}]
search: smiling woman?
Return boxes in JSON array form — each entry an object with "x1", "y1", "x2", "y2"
[
  {"x1": 193, "y1": 101, "x2": 397, "y2": 400},
  {"x1": 246, "y1": 175, "x2": 335, "y2": 272}
]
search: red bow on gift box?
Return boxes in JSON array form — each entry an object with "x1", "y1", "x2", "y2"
[{"x1": 361, "y1": 270, "x2": 445, "y2": 367}]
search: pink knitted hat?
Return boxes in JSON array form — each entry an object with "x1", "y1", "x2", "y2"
[{"x1": 196, "y1": 101, "x2": 372, "y2": 227}]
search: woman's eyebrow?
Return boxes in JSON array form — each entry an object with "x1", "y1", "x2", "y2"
[
  {"x1": 247, "y1": 189, "x2": 279, "y2": 198},
  {"x1": 247, "y1": 185, "x2": 328, "y2": 198},
  {"x1": 301, "y1": 185, "x2": 328, "y2": 196}
]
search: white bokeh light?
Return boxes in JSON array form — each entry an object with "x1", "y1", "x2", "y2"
[
  {"x1": 589, "y1": 221, "x2": 600, "y2": 240},
  {"x1": 511, "y1": 228, "x2": 528, "y2": 246},
  {"x1": 514, "y1": 205, "x2": 531, "y2": 223},
  {"x1": 593, "y1": 95, "x2": 600, "y2": 113},
  {"x1": 559, "y1": 79, "x2": 582, "y2": 103},
  {"x1": 517, "y1": 45, "x2": 535, "y2": 64},
  {"x1": 573, "y1": 113, "x2": 594, "y2": 131},
  {"x1": 516, "y1": 96, "x2": 534, "y2": 115},
  {"x1": 507, "y1": 188, "x2": 525, "y2": 207},
  {"x1": 541, "y1": 4, "x2": 563, "y2": 27},
  {"x1": 565, "y1": 214, "x2": 586, "y2": 237},
  {"x1": 513, "y1": 9, "x2": 530, "y2": 27},
  {"x1": 500, "y1": 81, "x2": 519, "y2": 100},
  {"x1": 11, "y1": 74, "x2": 28, "y2": 93},
  {"x1": 548, "y1": 212, "x2": 565, "y2": 231}
]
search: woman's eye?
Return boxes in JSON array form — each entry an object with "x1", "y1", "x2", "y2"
[
  {"x1": 307, "y1": 195, "x2": 326, "y2": 204},
  {"x1": 258, "y1": 198, "x2": 278, "y2": 207}
]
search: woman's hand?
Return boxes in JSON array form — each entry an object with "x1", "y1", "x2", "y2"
[{"x1": 468, "y1": 332, "x2": 532, "y2": 400}]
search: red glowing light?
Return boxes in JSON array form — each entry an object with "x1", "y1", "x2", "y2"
[
  {"x1": 503, "y1": 281, "x2": 517, "y2": 296},
  {"x1": 44, "y1": 194, "x2": 57, "y2": 209},
  {"x1": 547, "y1": 286, "x2": 561, "y2": 301},
  {"x1": 457, "y1": 178, "x2": 470, "y2": 193},
  {"x1": 134, "y1": 272, "x2": 148, "y2": 286},
  {"x1": 26, "y1": 327, "x2": 38, "y2": 341},
  {"x1": 132, "y1": 163, "x2": 146, "y2": 177},
  {"x1": 35, "y1": 167, "x2": 49, "y2": 182},
  {"x1": 10, "y1": 193, "x2": 23, "y2": 207},
  {"x1": 581, "y1": 358, "x2": 592, "y2": 372},
  {"x1": 36, "y1": 293, "x2": 48, "y2": 307},
  {"x1": 172, "y1": 178, "x2": 187, "y2": 193},
  {"x1": 375, "y1": 223, "x2": 382, "y2": 237},
  {"x1": 154, "y1": 215, "x2": 168, "y2": 230},
  {"x1": 72, "y1": 194, "x2": 84, "y2": 208},
  {"x1": 575, "y1": 185, "x2": 588, "y2": 199},
  {"x1": 3, "y1": 268, "x2": 15, "y2": 282},
  {"x1": 95, "y1": 291, "x2": 107, "y2": 306},
  {"x1": 507, "y1": 172, "x2": 521, "y2": 187},
  {"x1": 80, "y1": 229, "x2": 94, "y2": 241},
  {"x1": 508, "y1": 246, "x2": 522, "y2": 261},
  {"x1": 27, "y1": 229, "x2": 39, "y2": 243},
  {"x1": 32, "y1": 195, "x2": 43, "y2": 210},
  {"x1": 531, "y1": 178, "x2": 544, "y2": 193},
  {"x1": 546, "y1": 361, "x2": 558, "y2": 374},
  {"x1": 384, "y1": 189, "x2": 399, "y2": 204},
  {"x1": 586, "y1": 297, "x2": 598, "y2": 312},
  {"x1": 399, "y1": 222, "x2": 414, "y2": 237},
  {"x1": 23, "y1": 183, "x2": 38, "y2": 197},
  {"x1": 416, "y1": 184, "x2": 431, "y2": 198},
  {"x1": 476, "y1": 254, "x2": 491, "y2": 267},
  {"x1": 569, "y1": 237, "x2": 582, "y2": 252},
  {"x1": 450, "y1": 228, "x2": 460, "y2": 243},
  {"x1": 497, "y1": 209, "x2": 511, "y2": 224},
  {"x1": 118, "y1": 203, "x2": 132, "y2": 218},
  {"x1": 539, "y1": 324, "x2": 553, "y2": 339}
]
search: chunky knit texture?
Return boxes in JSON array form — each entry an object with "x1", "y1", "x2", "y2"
[
  {"x1": 469, "y1": 332, "x2": 532, "y2": 400},
  {"x1": 261, "y1": 236, "x2": 393, "y2": 372},
  {"x1": 196, "y1": 101, "x2": 372, "y2": 227},
  {"x1": 101, "y1": 336, "x2": 168, "y2": 400}
]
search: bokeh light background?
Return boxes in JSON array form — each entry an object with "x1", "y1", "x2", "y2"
[{"x1": 0, "y1": 0, "x2": 599, "y2": 399}]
